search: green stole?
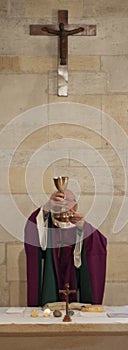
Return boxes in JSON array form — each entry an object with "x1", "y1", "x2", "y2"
[
  {"x1": 38, "y1": 215, "x2": 59, "y2": 306},
  {"x1": 75, "y1": 243, "x2": 93, "y2": 303}
]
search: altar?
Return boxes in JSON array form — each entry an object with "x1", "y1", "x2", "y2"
[{"x1": 0, "y1": 306, "x2": 128, "y2": 350}]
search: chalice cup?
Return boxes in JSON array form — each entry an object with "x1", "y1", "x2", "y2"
[
  {"x1": 53, "y1": 176, "x2": 73, "y2": 221},
  {"x1": 53, "y1": 176, "x2": 69, "y2": 194}
]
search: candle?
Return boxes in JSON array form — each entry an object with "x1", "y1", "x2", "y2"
[{"x1": 43, "y1": 308, "x2": 51, "y2": 317}]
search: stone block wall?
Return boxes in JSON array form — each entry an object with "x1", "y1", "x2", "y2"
[{"x1": 0, "y1": 0, "x2": 128, "y2": 306}]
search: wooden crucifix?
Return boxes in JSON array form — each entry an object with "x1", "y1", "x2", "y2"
[
  {"x1": 30, "y1": 10, "x2": 96, "y2": 97},
  {"x1": 59, "y1": 283, "x2": 76, "y2": 322}
]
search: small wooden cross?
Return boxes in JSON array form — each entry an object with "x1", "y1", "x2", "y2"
[
  {"x1": 30, "y1": 10, "x2": 96, "y2": 96},
  {"x1": 59, "y1": 283, "x2": 76, "y2": 322}
]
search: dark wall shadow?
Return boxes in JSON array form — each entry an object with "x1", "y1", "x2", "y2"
[{"x1": 19, "y1": 248, "x2": 27, "y2": 306}]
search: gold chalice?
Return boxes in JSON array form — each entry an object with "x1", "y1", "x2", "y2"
[
  {"x1": 53, "y1": 176, "x2": 69, "y2": 194},
  {"x1": 53, "y1": 176, "x2": 73, "y2": 221}
]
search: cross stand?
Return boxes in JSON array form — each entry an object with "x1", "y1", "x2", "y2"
[
  {"x1": 59, "y1": 283, "x2": 76, "y2": 322},
  {"x1": 30, "y1": 10, "x2": 96, "y2": 96}
]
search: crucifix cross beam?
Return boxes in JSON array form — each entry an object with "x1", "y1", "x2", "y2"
[{"x1": 30, "y1": 10, "x2": 96, "y2": 96}]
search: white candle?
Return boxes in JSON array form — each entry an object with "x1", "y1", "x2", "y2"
[{"x1": 43, "y1": 308, "x2": 51, "y2": 317}]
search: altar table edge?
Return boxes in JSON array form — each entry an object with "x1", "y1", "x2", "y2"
[{"x1": 1, "y1": 323, "x2": 128, "y2": 337}]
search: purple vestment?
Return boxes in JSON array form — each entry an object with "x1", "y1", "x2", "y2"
[{"x1": 24, "y1": 208, "x2": 107, "y2": 306}]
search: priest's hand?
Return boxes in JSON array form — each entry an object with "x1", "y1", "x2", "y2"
[
  {"x1": 50, "y1": 191, "x2": 66, "y2": 210},
  {"x1": 69, "y1": 210, "x2": 85, "y2": 230},
  {"x1": 43, "y1": 191, "x2": 65, "y2": 213}
]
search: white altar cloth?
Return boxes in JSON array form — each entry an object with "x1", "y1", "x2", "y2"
[{"x1": 1, "y1": 306, "x2": 128, "y2": 325}]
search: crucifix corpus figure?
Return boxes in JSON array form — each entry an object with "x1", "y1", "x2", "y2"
[
  {"x1": 43, "y1": 22, "x2": 84, "y2": 66},
  {"x1": 59, "y1": 283, "x2": 76, "y2": 322},
  {"x1": 30, "y1": 10, "x2": 96, "y2": 96}
]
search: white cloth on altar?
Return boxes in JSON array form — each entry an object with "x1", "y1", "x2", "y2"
[{"x1": 0, "y1": 306, "x2": 128, "y2": 325}]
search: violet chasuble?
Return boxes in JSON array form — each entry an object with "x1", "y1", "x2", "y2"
[{"x1": 24, "y1": 209, "x2": 107, "y2": 307}]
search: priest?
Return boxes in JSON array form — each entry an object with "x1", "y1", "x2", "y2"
[{"x1": 24, "y1": 189, "x2": 107, "y2": 307}]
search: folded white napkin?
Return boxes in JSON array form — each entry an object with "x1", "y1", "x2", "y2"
[{"x1": 6, "y1": 307, "x2": 25, "y2": 314}]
